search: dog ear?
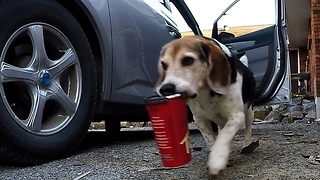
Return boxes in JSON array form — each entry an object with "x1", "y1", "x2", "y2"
[{"x1": 201, "y1": 40, "x2": 231, "y2": 95}]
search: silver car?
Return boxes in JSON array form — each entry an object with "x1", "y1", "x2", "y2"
[{"x1": 0, "y1": 0, "x2": 289, "y2": 165}]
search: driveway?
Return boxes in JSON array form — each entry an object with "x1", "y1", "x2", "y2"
[{"x1": 1, "y1": 123, "x2": 320, "y2": 179}]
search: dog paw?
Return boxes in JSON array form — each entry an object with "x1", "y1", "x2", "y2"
[
  {"x1": 208, "y1": 167, "x2": 221, "y2": 175},
  {"x1": 207, "y1": 149, "x2": 228, "y2": 175},
  {"x1": 241, "y1": 140, "x2": 259, "y2": 154},
  {"x1": 207, "y1": 160, "x2": 226, "y2": 175}
]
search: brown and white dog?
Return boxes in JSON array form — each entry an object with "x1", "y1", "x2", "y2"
[{"x1": 155, "y1": 36, "x2": 256, "y2": 175}]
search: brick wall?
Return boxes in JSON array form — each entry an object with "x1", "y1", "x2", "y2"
[{"x1": 310, "y1": 0, "x2": 320, "y2": 96}]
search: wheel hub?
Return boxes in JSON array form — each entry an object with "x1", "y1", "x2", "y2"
[{"x1": 40, "y1": 71, "x2": 51, "y2": 85}]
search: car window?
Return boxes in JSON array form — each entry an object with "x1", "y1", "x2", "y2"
[
  {"x1": 216, "y1": 0, "x2": 275, "y2": 38},
  {"x1": 172, "y1": 0, "x2": 275, "y2": 37}
]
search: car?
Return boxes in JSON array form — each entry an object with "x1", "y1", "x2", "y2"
[{"x1": 0, "y1": 0, "x2": 289, "y2": 165}]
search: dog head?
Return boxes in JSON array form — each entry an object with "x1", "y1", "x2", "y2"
[{"x1": 155, "y1": 36, "x2": 232, "y2": 98}]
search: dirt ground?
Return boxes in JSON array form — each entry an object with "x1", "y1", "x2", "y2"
[
  {"x1": 208, "y1": 122, "x2": 320, "y2": 179},
  {"x1": 89, "y1": 121, "x2": 320, "y2": 179},
  {"x1": 1, "y1": 122, "x2": 320, "y2": 179}
]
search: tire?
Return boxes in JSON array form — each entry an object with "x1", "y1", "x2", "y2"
[{"x1": 0, "y1": 0, "x2": 97, "y2": 165}]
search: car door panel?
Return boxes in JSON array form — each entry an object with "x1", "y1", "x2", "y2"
[
  {"x1": 224, "y1": 41, "x2": 255, "y2": 51},
  {"x1": 221, "y1": 26, "x2": 275, "y2": 98}
]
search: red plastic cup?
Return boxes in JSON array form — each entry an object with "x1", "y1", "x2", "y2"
[{"x1": 144, "y1": 94, "x2": 191, "y2": 168}]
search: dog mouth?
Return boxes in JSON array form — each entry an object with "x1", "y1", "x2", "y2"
[
  {"x1": 189, "y1": 93, "x2": 197, "y2": 99},
  {"x1": 156, "y1": 83, "x2": 197, "y2": 99},
  {"x1": 161, "y1": 91, "x2": 196, "y2": 99},
  {"x1": 180, "y1": 91, "x2": 197, "y2": 99},
  {"x1": 163, "y1": 91, "x2": 197, "y2": 99}
]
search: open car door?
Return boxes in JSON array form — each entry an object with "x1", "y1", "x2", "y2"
[
  {"x1": 171, "y1": 0, "x2": 291, "y2": 106},
  {"x1": 212, "y1": 0, "x2": 291, "y2": 106}
]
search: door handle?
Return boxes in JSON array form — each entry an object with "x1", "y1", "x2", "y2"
[{"x1": 226, "y1": 45, "x2": 233, "y2": 49}]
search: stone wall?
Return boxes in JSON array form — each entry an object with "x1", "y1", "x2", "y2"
[{"x1": 254, "y1": 96, "x2": 317, "y2": 124}]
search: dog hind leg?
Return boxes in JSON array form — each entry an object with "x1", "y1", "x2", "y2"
[
  {"x1": 244, "y1": 105, "x2": 254, "y2": 147},
  {"x1": 241, "y1": 105, "x2": 259, "y2": 154}
]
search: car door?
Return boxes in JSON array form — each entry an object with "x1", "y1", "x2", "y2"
[
  {"x1": 212, "y1": 0, "x2": 291, "y2": 105},
  {"x1": 108, "y1": 0, "x2": 179, "y2": 104},
  {"x1": 172, "y1": 0, "x2": 290, "y2": 106}
]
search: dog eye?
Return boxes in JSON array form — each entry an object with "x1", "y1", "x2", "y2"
[
  {"x1": 161, "y1": 61, "x2": 168, "y2": 70},
  {"x1": 181, "y1": 57, "x2": 194, "y2": 66}
]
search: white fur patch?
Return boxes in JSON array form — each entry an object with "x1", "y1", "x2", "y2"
[
  {"x1": 187, "y1": 72, "x2": 254, "y2": 175},
  {"x1": 212, "y1": 38, "x2": 232, "y2": 57}
]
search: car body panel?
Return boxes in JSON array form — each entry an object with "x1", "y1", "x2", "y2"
[
  {"x1": 77, "y1": 0, "x2": 177, "y2": 104},
  {"x1": 76, "y1": 0, "x2": 290, "y2": 107},
  {"x1": 108, "y1": 0, "x2": 175, "y2": 103}
]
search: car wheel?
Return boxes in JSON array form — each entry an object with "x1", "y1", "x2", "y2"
[{"x1": 0, "y1": 0, "x2": 97, "y2": 165}]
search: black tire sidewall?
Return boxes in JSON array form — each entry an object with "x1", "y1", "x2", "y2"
[{"x1": 0, "y1": 0, "x2": 96, "y2": 160}]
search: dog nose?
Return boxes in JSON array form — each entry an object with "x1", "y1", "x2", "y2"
[{"x1": 159, "y1": 83, "x2": 176, "y2": 96}]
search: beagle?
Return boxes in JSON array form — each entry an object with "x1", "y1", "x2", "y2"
[{"x1": 155, "y1": 36, "x2": 257, "y2": 175}]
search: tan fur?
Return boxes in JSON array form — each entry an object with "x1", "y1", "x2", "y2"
[{"x1": 156, "y1": 36, "x2": 231, "y2": 96}]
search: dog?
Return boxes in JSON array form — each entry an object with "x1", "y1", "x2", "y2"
[{"x1": 155, "y1": 35, "x2": 257, "y2": 175}]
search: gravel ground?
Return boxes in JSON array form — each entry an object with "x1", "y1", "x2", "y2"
[{"x1": 1, "y1": 122, "x2": 320, "y2": 179}]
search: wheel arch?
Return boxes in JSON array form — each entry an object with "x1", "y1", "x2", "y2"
[{"x1": 55, "y1": 0, "x2": 108, "y2": 108}]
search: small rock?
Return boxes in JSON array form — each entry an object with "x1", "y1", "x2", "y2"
[
  {"x1": 289, "y1": 105, "x2": 302, "y2": 111},
  {"x1": 291, "y1": 97, "x2": 303, "y2": 105},
  {"x1": 302, "y1": 99, "x2": 312, "y2": 104},
  {"x1": 307, "y1": 156, "x2": 320, "y2": 165},
  {"x1": 289, "y1": 111, "x2": 304, "y2": 119},
  {"x1": 301, "y1": 153, "x2": 311, "y2": 158},
  {"x1": 265, "y1": 111, "x2": 282, "y2": 123},
  {"x1": 254, "y1": 109, "x2": 267, "y2": 120},
  {"x1": 282, "y1": 132, "x2": 295, "y2": 137},
  {"x1": 305, "y1": 111, "x2": 316, "y2": 119},
  {"x1": 294, "y1": 118, "x2": 311, "y2": 124},
  {"x1": 275, "y1": 104, "x2": 288, "y2": 111},
  {"x1": 282, "y1": 117, "x2": 294, "y2": 123},
  {"x1": 303, "y1": 102, "x2": 316, "y2": 114},
  {"x1": 271, "y1": 104, "x2": 280, "y2": 110}
]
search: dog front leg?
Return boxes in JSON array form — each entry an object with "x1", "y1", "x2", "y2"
[
  {"x1": 193, "y1": 115, "x2": 215, "y2": 148},
  {"x1": 207, "y1": 111, "x2": 245, "y2": 175}
]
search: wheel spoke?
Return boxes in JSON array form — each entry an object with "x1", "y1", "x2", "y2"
[
  {"x1": 26, "y1": 89, "x2": 46, "y2": 132},
  {"x1": 48, "y1": 48, "x2": 77, "y2": 77},
  {"x1": 49, "y1": 82, "x2": 77, "y2": 116},
  {"x1": 1, "y1": 62, "x2": 37, "y2": 83},
  {"x1": 28, "y1": 25, "x2": 48, "y2": 67}
]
